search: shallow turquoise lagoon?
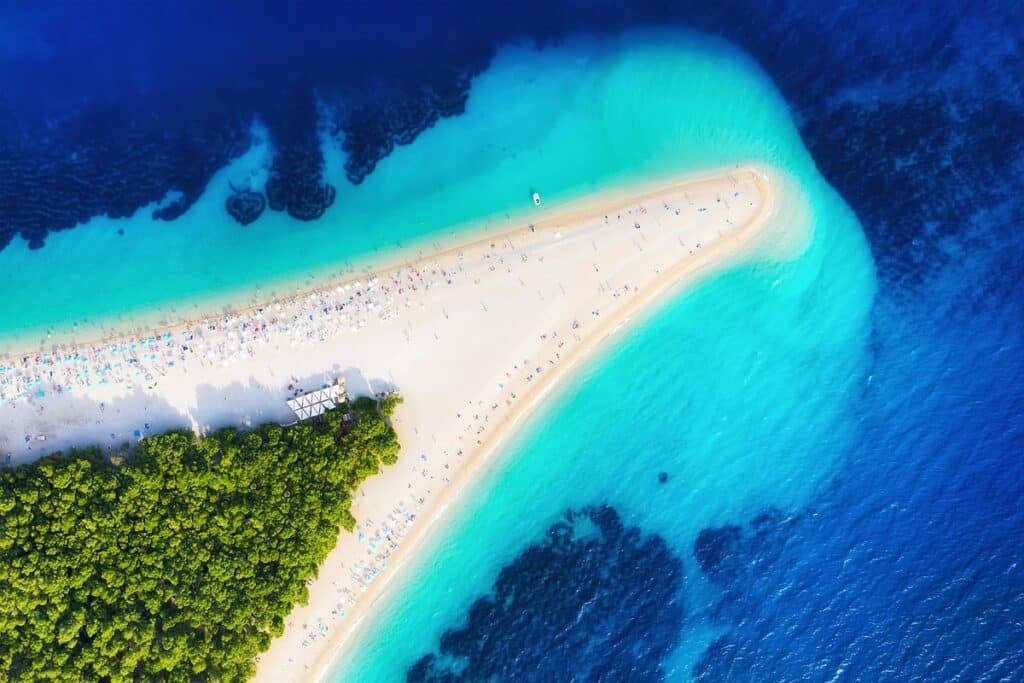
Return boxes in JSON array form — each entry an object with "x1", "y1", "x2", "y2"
[
  {"x1": 0, "y1": 27, "x2": 875, "y2": 680},
  {"x1": 327, "y1": 32, "x2": 876, "y2": 681},
  {"x1": 3, "y1": 31, "x2": 857, "y2": 347}
]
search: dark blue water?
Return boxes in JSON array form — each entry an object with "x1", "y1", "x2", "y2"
[
  {"x1": 408, "y1": 506, "x2": 687, "y2": 682},
  {"x1": 0, "y1": 0, "x2": 679, "y2": 249},
  {"x1": 399, "y1": 2, "x2": 1024, "y2": 680},
  {"x1": 3, "y1": 2, "x2": 1023, "y2": 680},
  {"x1": 694, "y1": 4, "x2": 1024, "y2": 678}
]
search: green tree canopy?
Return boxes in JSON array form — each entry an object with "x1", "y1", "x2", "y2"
[{"x1": 0, "y1": 399, "x2": 400, "y2": 681}]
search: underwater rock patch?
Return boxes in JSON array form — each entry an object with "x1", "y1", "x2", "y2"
[
  {"x1": 338, "y1": 66, "x2": 481, "y2": 185},
  {"x1": 694, "y1": 523, "x2": 744, "y2": 580},
  {"x1": 694, "y1": 508, "x2": 795, "y2": 584},
  {"x1": 0, "y1": 109, "x2": 251, "y2": 251},
  {"x1": 224, "y1": 188, "x2": 267, "y2": 226},
  {"x1": 408, "y1": 504, "x2": 686, "y2": 682}
]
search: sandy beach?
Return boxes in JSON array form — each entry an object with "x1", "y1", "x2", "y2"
[{"x1": 0, "y1": 164, "x2": 795, "y2": 681}]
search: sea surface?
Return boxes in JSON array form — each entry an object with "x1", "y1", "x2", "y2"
[{"x1": 2, "y1": 2, "x2": 1022, "y2": 681}]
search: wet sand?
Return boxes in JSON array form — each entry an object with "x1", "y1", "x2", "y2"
[{"x1": 0, "y1": 164, "x2": 793, "y2": 682}]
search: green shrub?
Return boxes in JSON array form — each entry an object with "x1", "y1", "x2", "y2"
[{"x1": 0, "y1": 399, "x2": 400, "y2": 681}]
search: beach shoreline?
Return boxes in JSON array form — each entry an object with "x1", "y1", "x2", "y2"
[
  {"x1": 0, "y1": 163, "x2": 803, "y2": 682},
  {"x1": 308, "y1": 181, "x2": 787, "y2": 683},
  {"x1": 0, "y1": 163, "x2": 780, "y2": 358},
  {"x1": 259, "y1": 164, "x2": 800, "y2": 682}
]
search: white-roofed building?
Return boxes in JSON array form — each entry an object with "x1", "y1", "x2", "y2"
[{"x1": 285, "y1": 379, "x2": 347, "y2": 422}]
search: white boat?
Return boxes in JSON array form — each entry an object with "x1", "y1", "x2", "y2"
[{"x1": 532, "y1": 191, "x2": 542, "y2": 206}]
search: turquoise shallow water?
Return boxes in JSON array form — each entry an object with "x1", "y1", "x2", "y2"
[
  {"x1": 7, "y1": 5, "x2": 1023, "y2": 680},
  {"x1": 3, "y1": 31, "x2": 846, "y2": 348},
  {"x1": 1, "y1": 28, "x2": 876, "y2": 679},
  {"x1": 329, "y1": 32, "x2": 875, "y2": 681}
]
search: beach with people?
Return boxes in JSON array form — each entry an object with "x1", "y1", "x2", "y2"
[{"x1": 0, "y1": 164, "x2": 799, "y2": 680}]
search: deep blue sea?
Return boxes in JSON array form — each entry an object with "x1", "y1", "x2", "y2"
[{"x1": 2, "y1": 2, "x2": 1023, "y2": 681}]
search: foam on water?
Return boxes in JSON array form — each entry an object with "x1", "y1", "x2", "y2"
[{"x1": 328, "y1": 32, "x2": 875, "y2": 681}]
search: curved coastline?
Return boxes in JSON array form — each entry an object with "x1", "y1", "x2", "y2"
[
  {"x1": 0, "y1": 29, "x2": 809, "y2": 355},
  {"x1": 0, "y1": 162, "x2": 770, "y2": 360},
  {"x1": 271, "y1": 164, "x2": 805, "y2": 682},
  {"x1": 0, "y1": 163, "x2": 808, "y2": 681}
]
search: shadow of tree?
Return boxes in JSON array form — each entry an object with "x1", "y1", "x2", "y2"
[{"x1": 3, "y1": 364, "x2": 396, "y2": 466}]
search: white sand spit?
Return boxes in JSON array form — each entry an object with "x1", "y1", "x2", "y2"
[{"x1": 0, "y1": 165, "x2": 793, "y2": 682}]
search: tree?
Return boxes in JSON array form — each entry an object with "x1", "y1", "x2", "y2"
[{"x1": 0, "y1": 397, "x2": 401, "y2": 681}]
